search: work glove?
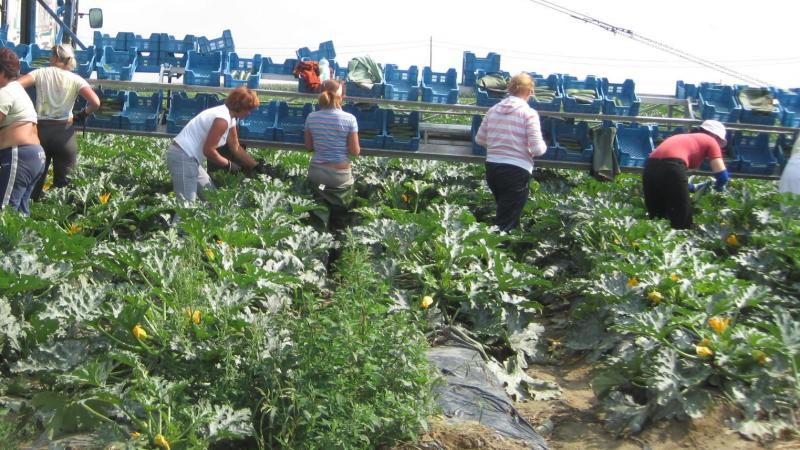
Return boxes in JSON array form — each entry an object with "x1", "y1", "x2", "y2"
[
  {"x1": 73, "y1": 109, "x2": 88, "y2": 124},
  {"x1": 253, "y1": 161, "x2": 270, "y2": 175},
  {"x1": 713, "y1": 169, "x2": 730, "y2": 192},
  {"x1": 688, "y1": 182, "x2": 697, "y2": 193},
  {"x1": 227, "y1": 160, "x2": 242, "y2": 173}
]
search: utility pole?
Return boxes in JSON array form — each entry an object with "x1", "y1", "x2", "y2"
[{"x1": 429, "y1": 36, "x2": 432, "y2": 68}]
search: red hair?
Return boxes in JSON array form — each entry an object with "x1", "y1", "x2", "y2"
[{"x1": 225, "y1": 87, "x2": 259, "y2": 113}]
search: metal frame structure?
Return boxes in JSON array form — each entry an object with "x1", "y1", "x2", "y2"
[
  {"x1": 2, "y1": 0, "x2": 85, "y2": 47},
  {"x1": 80, "y1": 79, "x2": 800, "y2": 180}
]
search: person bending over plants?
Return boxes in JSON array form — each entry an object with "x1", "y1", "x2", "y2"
[
  {"x1": 475, "y1": 72, "x2": 547, "y2": 232},
  {"x1": 18, "y1": 44, "x2": 101, "y2": 200},
  {"x1": 642, "y1": 119, "x2": 730, "y2": 229},
  {"x1": 0, "y1": 47, "x2": 45, "y2": 216},
  {"x1": 165, "y1": 86, "x2": 268, "y2": 207}
]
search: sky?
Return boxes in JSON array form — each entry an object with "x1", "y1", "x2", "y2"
[{"x1": 70, "y1": 0, "x2": 800, "y2": 94}]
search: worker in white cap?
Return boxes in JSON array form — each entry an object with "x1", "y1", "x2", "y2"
[{"x1": 642, "y1": 119, "x2": 729, "y2": 229}]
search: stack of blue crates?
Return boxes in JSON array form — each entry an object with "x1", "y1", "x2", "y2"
[
  {"x1": 602, "y1": 78, "x2": 641, "y2": 116},
  {"x1": 197, "y1": 30, "x2": 234, "y2": 54},
  {"x1": 562, "y1": 75, "x2": 603, "y2": 114},
  {"x1": 96, "y1": 47, "x2": 137, "y2": 81},
  {"x1": 92, "y1": 32, "x2": 129, "y2": 61},
  {"x1": 84, "y1": 88, "x2": 127, "y2": 129},
  {"x1": 383, "y1": 110, "x2": 420, "y2": 151},
  {"x1": 238, "y1": 101, "x2": 277, "y2": 140},
  {"x1": 121, "y1": 91, "x2": 163, "y2": 131},
  {"x1": 345, "y1": 80, "x2": 384, "y2": 99},
  {"x1": 529, "y1": 73, "x2": 562, "y2": 112},
  {"x1": 127, "y1": 33, "x2": 162, "y2": 72},
  {"x1": 274, "y1": 102, "x2": 313, "y2": 143},
  {"x1": 420, "y1": 67, "x2": 459, "y2": 104},
  {"x1": 698, "y1": 84, "x2": 741, "y2": 122},
  {"x1": 260, "y1": 57, "x2": 298, "y2": 76},
  {"x1": 475, "y1": 71, "x2": 511, "y2": 107},
  {"x1": 551, "y1": 119, "x2": 594, "y2": 162},
  {"x1": 166, "y1": 92, "x2": 222, "y2": 133},
  {"x1": 675, "y1": 80, "x2": 698, "y2": 99},
  {"x1": 732, "y1": 132, "x2": 777, "y2": 174},
  {"x1": 776, "y1": 90, "x2": 800, "y2": 127},
  {"x1": 735, "y1": 86, "x2": 781, "y2": 125},
  {"x1": 343, "y1": 104, "x2": 385, "y2": 148},
  {"x1": 462, "y1": 51, "x2": 501, "y2": 87},
  {"x1": 615, "y1": 123, "x2": 655, "y2": 167},
  {"x1": 184, "y1": 50, "x2": 224, "y2": 87},
  {"x1": 73, "y1": 46, "x2": 96, "y2": 78},
  {"x1": 296, "y1": 40, "x2": 336, "y2": 61},
  {"x1": 6, "y1": 43, "x2": 31, "y2": 73},
  {"x1": 224, "y1": 52, "x2": 262, "y2": 88},
  {"x1": 652, "y1": 125, "x2": 687, "y2": 148},
  {"x1": 383, "y1": 64, "x2": 420, "y2": 101},
  {"x1": 158, "y1": 34, "x2": 198, "y2": 68}
]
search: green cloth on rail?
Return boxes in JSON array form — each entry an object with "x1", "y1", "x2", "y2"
[
  {"x1": 738, "y1": 88, "x2": 775, "y2": 114},
  {"x1": 476, "y1": 73, "x2": 510, "y2": 98},
  {"x1": 346, "y1": 56, "x2": 383, "y2": 89},
  {"x1": 533, "y1": 86, "x2": 557, "y2": 103},
  {"x1": 566, "y1": 88, "x2": 597, "y2": 104},
  {"x1": 590, "y1": 126, "x2": 619, "y2": 181}
]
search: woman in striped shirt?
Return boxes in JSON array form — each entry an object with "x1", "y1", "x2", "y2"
[
  {"x1": 304, "y1": 79, "x2": 360, "y2": 190},
  {"x1": 476, "y1": 72, "x2": 547, "y2": 232}
]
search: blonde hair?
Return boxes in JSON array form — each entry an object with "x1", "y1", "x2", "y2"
[
  {"x1": 318, "y1": 79, "x2": 343, "y2": 109},
  {"x1": 508, "y1": 72, "x2": 534, "y2": 97},
  {"x1": 52, "y1": 44, "x2": 77, "y2": 70}
]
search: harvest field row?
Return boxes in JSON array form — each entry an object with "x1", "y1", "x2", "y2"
[{"x1": 1, "y1": 133, "x2": 798, "y2": 449}]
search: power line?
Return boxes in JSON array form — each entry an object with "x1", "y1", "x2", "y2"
[{"x1": 525, "y1": 0, "x2": 775, "y2": 87}]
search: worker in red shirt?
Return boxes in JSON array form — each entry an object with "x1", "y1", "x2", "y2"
[{"x1": 642, "y1": 120, "x2": 729, "y2": 229}]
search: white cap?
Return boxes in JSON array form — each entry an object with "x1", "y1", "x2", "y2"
[{"x1": 699, "y1": 120, "x2": 727, "y2": 146}]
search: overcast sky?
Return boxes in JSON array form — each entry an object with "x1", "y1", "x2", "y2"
[{"x1": 74, "y1": 0, "x2": 799, "y2": 93}]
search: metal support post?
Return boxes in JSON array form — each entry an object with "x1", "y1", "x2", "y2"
[{"x1": 34, "y1": 0, "x2": 86, "y2": 48}]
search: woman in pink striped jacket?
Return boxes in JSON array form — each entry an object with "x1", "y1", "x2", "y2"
[{"x1": 476, "y1": 72, "x2": 548, "y2": 232}]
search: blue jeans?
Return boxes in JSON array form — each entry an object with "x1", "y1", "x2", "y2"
[
  {"x1": 1, "y1": 144, "x2": 46, "y2": 216},
  {"x1": 485, "y1": 162, "x2": 531, "y2": 232}
]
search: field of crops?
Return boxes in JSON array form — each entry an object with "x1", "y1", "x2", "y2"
[{"x1": 1, "y1": 133, "x2": 799, "y2": 449}]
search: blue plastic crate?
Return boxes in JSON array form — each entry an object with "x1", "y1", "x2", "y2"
[
  {"x1": 420, "y1": 67, "x2": 459, "y2": 104},
  {"x1": 732, "y1": 132, "x2": 777, "y2": 175},
  {"x1": 166, "y1": 92, "x2": 219, "y2": 134},
  {"x1": 296, "y1": 40, "x2": 336, "y2": 61},
  {"x1": 735, "y1": 87, "x2": 781, "y2": 125},
  {"x1": 159, "y1": 34, "x2": 198, "y2": 53},
  {"x1": 471, "y1": 115, "x2": 486, "y2": 156},
  {"x1": 383, "y1": 110, "x2": 420, "y2": 151},
  {"x1": 562, "y1": 75, "x2": 602, "y2": 114},
  {"x1": 343, "y1": 104, "x2": 385, "y2": 148},
  {"x1": 615, "y1": 123, "x2": 654, "y2": 167},
  {"x1": 260, "y1": 57, "x2": 297, "y2": 76},
  {"x1": 85, "y1": 88, "x2": 127, "y2": 129},
  {"x1": 344, "y1": 81, "x2": 384, "y2": 99},
  {"x1": 675, "y1": 80, "x2": 698, "y2": 99},
  {"x1": 552, "y1": 119, "x2": 594, "y2": 162},
  {"x1": 6, "y1": 43, "x2": 31, "y2": 71},
  {"x1": 529, "y1": 74, "x2": 562, "y2": 112},
  {"x1": 238, "y1": 101, "x2": 277, "y2": 140},
  {"x1": 73, "y1": 46, "x2": 95, "y2": 78},
  {"x1": 776, "y1": 90, "x2": 800, "y2": 127},
  {"x1": 197, "y1": 29, "x2": 234, "y2": 54},
  {"x1": 96, "y1": 47, "x2": 137, "y2": 81},
  {"x1": 93, "y1": 31, "x2": 127, "y2": 52},
  {"x1": 462, "y1": 51, "x2": 501, "y2": 87},
  {"x1": 184, "y1": 50, "x2": 224, "y2": 87},
  {"x1": 121, "y1": 91, "x2": 163, "y2": 131},
  {"x1": 383, "y1": 64, "x2": 420, "y2": 101},
  {"x1": 334, "y1": 66, "x2": 348, "y2": 79},
  {"x1": 24, "y1": 44, "x2": 51, "y2": 73},
  {"x1": 224, "y1": 52, "x2": 262, "y2": 88},
  {"x1": 602, "y1": 78, "x2": 641, "y2": 116},
  {"x1": 698, "y1": 84, "x2": 741, "y2": 122},
  {"x1": 652, "y1": 125, "x2": 687, "y2": 148},
  {"x1": 274, "y1": 102, "x2": 313, "y2": 143}
]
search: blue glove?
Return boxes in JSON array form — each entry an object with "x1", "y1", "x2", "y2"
[
  {"x1": 713, "y1": 169, "x2": 729, "y2": 192},
  {"x1": 688, "y1": 182, "x2": 696, "y2": 193}
]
